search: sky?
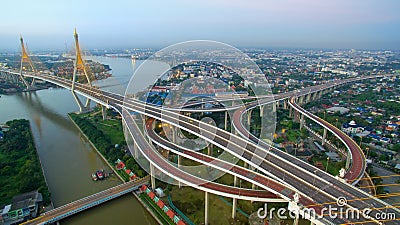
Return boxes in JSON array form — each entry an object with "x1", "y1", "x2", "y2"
[{"x1": 0, "y1": 0, "x2": 399, "y2": 51}]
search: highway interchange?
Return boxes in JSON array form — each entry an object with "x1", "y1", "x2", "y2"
[{"x1": 2, "y1": 69, "x2": 399, "y2": 224}]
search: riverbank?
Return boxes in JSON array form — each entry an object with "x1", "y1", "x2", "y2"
[
  {"x1": 0, "y1": 119, "x2": 51, "y2": 206},
  {"x1": 67, "y1": 111, "x2": 164, "y2": 225}
]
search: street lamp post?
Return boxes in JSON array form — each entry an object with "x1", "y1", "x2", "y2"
[{"x1": 326, "y1": 157, "x2": 330, "y2": 172}]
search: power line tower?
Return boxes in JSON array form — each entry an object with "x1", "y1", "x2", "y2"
[
  {"x1": 19, "y1": 35, "x2": 36, "y2": 89},
  {"x1": 71, "y1": 28, "x2": 92, "y2": 112}
]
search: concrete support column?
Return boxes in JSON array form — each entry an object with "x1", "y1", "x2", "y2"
[
  {"x1": 306, "y1": 93, "x2": 311, "y2": 103},
  {"x1": 207, "y1": 143, "x2": 213, "y2": 156},
  {"x1": 322, "y1": 128, "x2": 327, "y2": 146},
  {"x1": 300, "y1": 114, "x2": 305, "y2": 129},
  {"x1": 247, "y1": 109, "x2": 252, "y2": 126},
  {"x1": 133, "y1": 142, "x2": 139, "y2": 159},
  {"x1": 101, "y1": 105, "x2": 107, "y2": 120},
  {"x1": 318, "y1": 90, "x2": 322, "y2": 99},
  {"x1": 224, "y1": 111, "x2": 228, "y2": 130},
  {"x1": 284, "y1": 100, "x2": 288, "y2": 109},
  {"x1": 178, "y1": 155, "x2": 182, "y2": 188},
  {"x1": 232, "y1": 175, "x2": 238, "y2": 218},
  {"x1": 205, "y1": 192, "x2": 209, "y2": 225},
  {"x1": 272, "y1": 102, "x2": 276, "y2": 113},
  {"x1": 142, "y1": 116, "x2": 146, "y2": 127},
  {"x1": 346, "y1": 154, "x2": 351, "y2": 170},
  {"x1": 172, "y1": 126, "x2": 177, "y2": 143},
  {"x1": 260, "y1": 105, "x2": 265, "y2": 117},
  {"x1": 150, "y1": 164, "x2": 156, "y2": 190},
  {"x1": 289, "y1": 106, "x2": 293, "y2": 118}
]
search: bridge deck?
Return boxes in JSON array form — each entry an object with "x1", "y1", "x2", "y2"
[{"x1": 21, "y1": 177, "x2": 149, "y2": 225}]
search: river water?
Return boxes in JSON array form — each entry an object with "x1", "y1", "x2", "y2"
[{"x1": 0, "y1": 57, "x2": 159, "y2": 225}]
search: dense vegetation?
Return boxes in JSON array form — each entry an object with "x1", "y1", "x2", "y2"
[
  {"x1": 69, "y1": 111, "x2": 146, "y2": 180},
  {"x1": 0, "y1": 119, "x2": 51, "y2": 205}
]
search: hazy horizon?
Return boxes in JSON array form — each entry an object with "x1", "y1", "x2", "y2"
[{"x1": 1, "y1": 0, "x2": 399, "y2": 51}]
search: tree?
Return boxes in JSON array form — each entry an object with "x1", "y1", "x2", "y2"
[{"x1": 390, "y1": 143, "x2": 400, "y2": 153}]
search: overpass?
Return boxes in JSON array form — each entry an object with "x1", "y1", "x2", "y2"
[{"x1": 1, "y1": 31, "x2": 399, "y2": 224}]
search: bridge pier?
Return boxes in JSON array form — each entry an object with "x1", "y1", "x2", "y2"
[
  {"x1": 306, "y1": 93, "x2": 311, "y2": 103},
  {"x1": 312, "y1": 92, "x2": 316, "y2": 100},
  {"x1": 134, "y1": 142, "x2": 139, "y2": 159},
  {"x1": 345, "y1": 154, "x2": 351, "y2": 170},
  {"x1": 272, "y1": 102, "x2": 276, "y2": 113},
  {"x1": 178, "y1": 155, "x2": 182, "y2": 188},
  {"x1": 224, "y1": 111, "x2": 228, "y2": 130},
  {"x1": 260, "y1": 105, "x2": 265, "y2": 117},
  {"x1": 207, "y1": 143, "x2": 213, "y2": 156},
  {"x1": 232, "y1": 175, "x2": 238, "y2": 218},
  {"x1": 298, "y1": 96, "x2": 304, "y2": 105},
  {"x1": 101, "y1": 105, "x2": 107, "y2": 120},
  {"x1": 322, "y1": 128, "x2": 327, "y2": 146},
  {"x1": 300, "y1": 114, "x2": 305, "y2": 129},
  {"x1": 150, "y1": 164, "x2": 156, "y2": 190},
  {"x1": 247, "y1": 109, "x2": 252, "y2": 126},
  {"x1": 283, "y1": 100, "x2": 288, "y2": 109},
  {"x1": 205, "y1": 191, "x2": 209, "y2": 225}
]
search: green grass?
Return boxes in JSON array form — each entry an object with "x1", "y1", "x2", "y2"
[
  {"x1": 93, "y1": 119, "x2": 125, "y2": 145},
  {"x1": 168, "y1": 185, "x2": 249, "y2": 225}
]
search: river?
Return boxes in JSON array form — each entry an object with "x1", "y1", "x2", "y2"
[{"x1": 0, "y1": 57, "x2": 160, "y2": 225}]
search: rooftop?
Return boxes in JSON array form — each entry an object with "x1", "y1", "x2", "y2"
[{"x1": 10, "y1": 190, "x2": 42, "y2": 211}]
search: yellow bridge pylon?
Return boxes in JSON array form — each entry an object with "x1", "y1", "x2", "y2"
[
  {"x1": 19, "y1": 35, "x2": 36, "y2": 88},
  {"x1": 71, "y1": 28, "x2": 92, "y2": 90},
  {"x1": 71, "y1": 28, "x2": 93, "y2": 112}
]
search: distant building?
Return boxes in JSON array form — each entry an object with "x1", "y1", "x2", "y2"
[
  {"x1": 1, "y1": 190, "x2": 43, "y2": 225},
  {"x1": 342, "y1": 121, "x2": 365, "y2": 134},
  {"x1": 325, "y1": 151, "x2": 341, "y2": 162},
  {"x1": 327, "y1": 106, "x2": 349, "y2": 114}
]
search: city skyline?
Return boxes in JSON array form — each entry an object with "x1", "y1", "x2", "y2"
[{"x1": 1, "y1": 0, "x2": 399, "y2": 51}]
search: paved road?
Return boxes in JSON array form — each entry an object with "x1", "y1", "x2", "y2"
[{"x1": 372, "y1": 164, "x2": 400, "y2": 205}]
